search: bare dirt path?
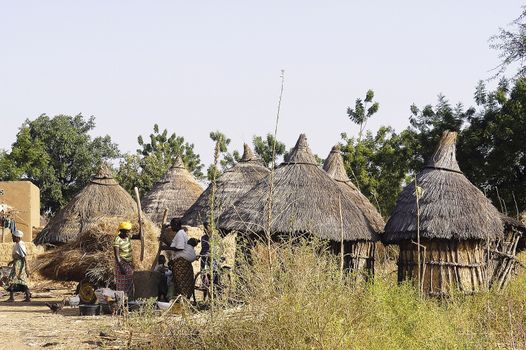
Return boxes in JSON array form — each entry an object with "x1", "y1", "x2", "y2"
[{"x1": 0, "y1": 294, "x2": 118, "y2": 349}]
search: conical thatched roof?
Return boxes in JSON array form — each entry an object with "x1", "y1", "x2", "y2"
[
  {"x1": 218, "y1": 134, "x2": 378, "y2": 242},
  {"x1": 141, "y1": 156, "x2": 204, "y2": 225},
  {"x1": 323, "y1": 145, "x2": 385, "y2": 233},
  {"x1": 34, "y1": 165, "x2": 139, "y2": 246},
  {"x1": 181, "y1": 144, "x2": 270, "y2": 226},
  {"x1": 383, "y1": 131, "x2": 503, "y2": 244}
]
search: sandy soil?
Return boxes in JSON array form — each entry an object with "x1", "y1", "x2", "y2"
[{"x1": 0, "y1": 288, "x2": 119, "y2": 349}]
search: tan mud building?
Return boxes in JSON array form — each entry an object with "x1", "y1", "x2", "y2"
[{"x1": 0, "y1": 181, "x2": 41, "y2": 265}]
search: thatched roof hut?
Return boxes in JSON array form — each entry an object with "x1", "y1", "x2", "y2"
[
  {"x1": 383, "y1": 131, "x2": 504, "y2": 295},
  {"x1": 181, "y1": 144, "x2": 270, "y2": 227},
  {"x1": 323, "y1": 145, "x2": 385, "y2": 233},
  {"x1": 218, "y1": 134, "x2": 378, "y2": 243},
  {"x1": 142, "y1": 156, "x2": 204, "y2": 225},
  {"x1": 383, "y1": 131, "x2": 502, "y2": 243},
  {"x1": 34, "y1": 165, "x2": 139, "y2": 246}
]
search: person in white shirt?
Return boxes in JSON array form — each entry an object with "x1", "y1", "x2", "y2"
[
  {"x1": 4, "y1": 230, "x2": 31, "y2": 302},
  {"x1": 160, "y1": 219, "x2": 195, "y2": 299}
]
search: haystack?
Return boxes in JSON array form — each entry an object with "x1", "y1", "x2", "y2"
[
  {"x1": 34, "y1": 165, "x2": 138, "y2": 245},
  {"x1": 181, "y1": 144, "x2": 270, "y2": 227},
  {"x1": 323, "y1": 145, "x2": 385, "y2": 233},
  {"x1": 141, "y1": 156, "x2": 204, "y2": 225},
  {"x1": 218, "y1": 134, "x2": 378, "y2": 273},
  {"x1": 383, "y1": 131, "x2": 503, "y2": 296},
  {"x1": 32, "y1": 215, "x2": 159, "y2": 286}
]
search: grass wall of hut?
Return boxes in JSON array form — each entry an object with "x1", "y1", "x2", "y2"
[{"x1": 398, "y1": 239, "x2": 487, "y2": 296}]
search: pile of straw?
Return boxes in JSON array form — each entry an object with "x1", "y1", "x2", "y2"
[
  {"x1": 34, "y1": 165, "x2": 140, "y2": 245},
  {"x1": 33, "y1": 216, "x2": 159, "y2": 285}
]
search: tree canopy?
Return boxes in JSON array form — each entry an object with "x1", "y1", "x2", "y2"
[
  {"x1": 116, "y1": 124, "x2": 204, "y2": 195},
  {"x1": 0, "y1": 114, "x2": 119, "y2": 213}
]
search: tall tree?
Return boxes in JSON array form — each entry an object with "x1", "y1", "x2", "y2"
[
  {"x1": 408, "y1": 95, "x2": 474, "y2": 171},
  {"x1": 346, "y1": 89, "x2": 379, "y2": 141},
  {"x1": 1, "y1": 114, "x2": 119, "y2": 213},
  {"x1": 341, "y1": 127, "x2": 416, "y2": 216},
  {"x1": 252, "y1": 134, "x2": 286, "y2": 168},
  {"x1": 490, "y1": 7, "x2": 526, "y2": 79},
  {"x1": 117, "y1": 124, "x2": 204, "y2": 195},
  {"x1": 206, "y1": 131, "x2": 241, "y2": 180},
  {"x1": 458, "y1": 78, "x2": 526, "y2": 214},
  {"x1": 342, "y1": 90, "x2": 417, "y2": 215}
]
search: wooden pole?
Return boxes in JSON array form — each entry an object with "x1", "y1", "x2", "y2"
[
  {"x1": 151, "y1": 208, "x2": 169, "y2": 271},
  {"x1": 134, "y1": 187, "x2": 145, "y2": 262},
  {"x1": 338, "y1": 195, "x2": 344, "y2": 278},
  {"x1": 265, "y1": 69, "x2": 285, "y2": 272},
  {"x1": 415, "y1": 177, "x2": 421, "y2": 297}
]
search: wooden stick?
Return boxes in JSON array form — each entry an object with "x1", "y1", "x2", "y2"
[
  {"x1": 151, "y1": 208, "x2": 169, "y2": 271},
  {"x1": 134, "y1": 187, "x2": 145, "y2": 262},
  {"x1": 414, "y1": 176, "x2": 422, "y2": 296},
  {"x1": 338, "y1": 195, "x2": 344, "y2": 278}
]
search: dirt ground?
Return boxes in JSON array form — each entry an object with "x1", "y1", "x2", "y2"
[{"x1": 0, "y1": 284, "x2": 120, "y2": 349}]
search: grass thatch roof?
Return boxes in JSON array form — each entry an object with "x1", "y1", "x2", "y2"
[
  {"x1": 383, "y1": 131, "x2": 503, "y2": 244},
  {"x1": 218, "y1": 134, "x2": 378, "y2": 242},
  {"x1": 33, "y1": 215, "x2": 159, "y2": 284},
  {"x1": 34, "y1": 165, "x2": 139, "y2": 246},
  {"x1": 323, "y1": 145, "x2": 385, "y2": 233},
  {"x1": 141, "y1": 156, "x2": 204, "y2": 225},
  {"x1": 181, "y1": 144, "x2": 270, "y2": 226}
]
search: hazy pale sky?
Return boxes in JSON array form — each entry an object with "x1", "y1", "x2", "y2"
[{"x1": 0, "y1": 1, "x2": 522, "y2": 165}]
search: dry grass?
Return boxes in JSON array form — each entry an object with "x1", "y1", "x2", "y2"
[
  {"x1": 121, "y1": 240, "x2": 526, "y2": 350},
  {"x1": 32, "y1": 215, "x2": 159, "y2": 285}
]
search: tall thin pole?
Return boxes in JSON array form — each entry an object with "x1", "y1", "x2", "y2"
[
  {"x1": 209, "y1": 136, "x2": 222, "y2": 310},
  {"x1": 338, "y1": 195, "x2": 344, "y2": 278},
  {"x1": 415, "y1": 176, "x2": 422, "y2": 296},
  {"x1": 265, "y1": 69, "x2": 285, "y2": 269}
]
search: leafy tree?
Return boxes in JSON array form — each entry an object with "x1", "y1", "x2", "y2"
[
  {"x1": 253, "y1": 134, "x2": 286, "y2": 168},
  {"x1": 347, "y1": 89, "x2": 380, "y2": 141},
  {"x1": 117, "y1": 124, "x2": 204, "y2": 195},
  {"x1": 1, "y1": 114, "x2": 119, "y2": 213},
  {"x1": 206, "y1": 131, "x2": 241, "y2": 180},
  {"x1": 408, "y1": 95, "x2": 475, "y2": 171},
  {"x1": 490, "y1": 7, "x2": 526, "y2": 79},
  {"x1": 341, "y1": 90, "x2": 418, "y2": 215},
  {"x1": 458, "y1": 78, "x2": 526, "y2": 214},
  {"x1": 341, "y1": 127, "x2": 416, "y2": 216}
]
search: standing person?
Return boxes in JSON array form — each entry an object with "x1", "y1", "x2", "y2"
[
  {"x1": 153, "y1": 255, "x2": 171, "y2": 302},
  {"x1": 161, "y1": 219, "x2": 194, "y2": 299},
  {"x1": 199, "y1": 222, "x2": 211, "y2": 271},
  {"x1": 4, "y1": 230, "x2": 31, "y2": 302},
  {"x1": 113, "y1": 221, "x2": 140, "y2": 299}
]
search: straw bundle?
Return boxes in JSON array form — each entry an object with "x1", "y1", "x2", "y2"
[
  {"x1": 142, "y1": 156, "x2": 204, "y2": 225},
  {"x1": 34, "y1": 165, "x2": 139, "y2": 245},
  {"x1": 32, "y1": 216, "x2": 159, "y2": 285}
]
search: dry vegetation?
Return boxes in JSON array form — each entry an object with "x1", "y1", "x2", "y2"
[
  {"x1": 33, "y1": 216, "x2": 159, "y2": 285},
  {"x1": 118, "y1": 240, "x2": 526, "y2": 350}
]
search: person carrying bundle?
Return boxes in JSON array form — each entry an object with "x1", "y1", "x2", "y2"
[
  {"x1": 4, "y1": 230, "x2": 31, "y2": 302},
  {"x1": 113, "y1": 221, "x2": 141, "y2": 299}
]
